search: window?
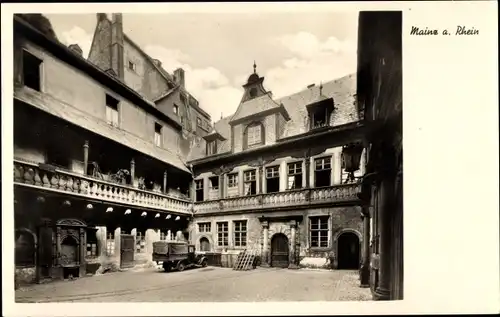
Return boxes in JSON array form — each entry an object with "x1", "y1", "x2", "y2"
[
  {"x1": 106, "y1": 232, "x2": 115, "y2": 256},
  {"x1": 195, "y1": 179, "x2": 204, "y2": 202},
  {"x1": 244, "y1": 170, "x2": 257, "y2": 196},
  {"x1": 247, "y1": 124, "x2": 262, "y2": 147},
  {"x1": 198, "y1": 222, "x2": 211, "y2": 233},
  {"x1": 310, "y1": 216, "x2": 329, "y2": 248},
  {"x1": 311, "y1": 108, "x2": 329, "y2": 129},
  {"x1": 265, "y1": 166, "x2": 280, "y2": 193},
  {"x1": 314, "y1": 157, "x2": 331, "y2": 187},
  {"x1": 154, "y1": 122, "x2": 162, "y2": 147},
  {"x1": 287, "y1": 162, "x2": 303, "y2": 190},
  {"x1": 136, "y1": 231, "x2": 145, "y2": 253},
  {"x1": 22, "y1": 50, "x2": 42, "y2": 91},
  {"x1": 173, "y1": 104, "x2": 179, "y2": 115},
  {"x1": 197, "y1": 117, "x2": 202, "y2": 127},
  {"x1": 233, "y1": 220, "x2": 247, "y2": 247},
  {"x1": 208, "y1": 176, "x2": 219, "y2": 200},
  {"x1": 86, "y1": 229, "x2": 98, "y2": 257},
  {"x1": 15, "y1": 230, "x2": 35, "y2": 266},
  {"x1": 249, "y1": 87, "x2": 257, "y2": 98},
  {"x1": 227, "y1": 173, "x2": 238, "y2": 188},
  {"x1": 105, "y1": 94, "x2": 119, "y2": 127},
  {"x1": 207, "y1": 141, "x2": 217, "y2": 155},
  {"x1": 128, "y1": 60, "x2": 136, "y2": 71},
  {"x1": 217, "y1": 222, "x2": 229, "y2": 247},
  {"x1": 180, "y1": 93, "x2": 187, "y2": 104}
]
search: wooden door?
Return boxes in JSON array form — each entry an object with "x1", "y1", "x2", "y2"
[
  {"x1": 271, "y1": 234, "x2": 289, "y2": 268},
  {"x1": 120, "y1": 234, "x2": 135, "y2": 268}
]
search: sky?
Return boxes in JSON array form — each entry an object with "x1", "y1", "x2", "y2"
[{"x1": 46, "y1": 12, "x2": 359, "y2": 121}]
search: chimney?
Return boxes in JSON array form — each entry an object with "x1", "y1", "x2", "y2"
[
  {"x1": 96, "y1": 13, "x2": 108, "y2": 22},
  {"x1": 307, "y1": 84, "x2": 315, "y2": 89},
  {"x1": 174, "y1": 68, "x2": 185, "y2": 88},
  {"x1": 153, "y1": 59, "x2": 162, "y2": 68},
  {"x1": 68, "y1": 44, "x2": 83, "y2": 56},
  {"x1": 110, "y1": 13, "x2": 124, "y2": 80}
]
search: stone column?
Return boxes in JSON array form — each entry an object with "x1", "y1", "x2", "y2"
[
  {"x1": 130, "y1": 159, "x2": 136, "y2": 187},
  {"x1": 374, "y1": 179, "x2": 393, "y2": 300},
  {"x1": 261, "y1": 221, "x2": 270, "y2": 267},
  {"x1": 131, "y1": 228, "x2": 137, "y2": 262},
  {"x1": 145, "y1": 229, "x2": 155, "y2": 265},
  {"x1": 113, "y1": 227, "x2": 121, "y2": 267},
  {"x1": 360, "y1": 207, "x2": 371, "y2": 288},
  {"x1": 163, "y1": 171, "x2": 168, "y2": 194},
  {"x1": 219, "y1": 173, "x2": 225, "y2": 199},
  {"x1": 257, "y1": 166, "x2": 264, "y2": 194},
  {"x1": 83, "y1": 141, "x2": 89, "y2": 175},
  {"x1": 288, "y1": 220, "x2": 299, "y2": 269},
  {"x1": 96, "y1": 226, "x2": 107, "y2": 257},
  {"x1": 79, "y1": 227, "x2": 86, "y2": 277}
]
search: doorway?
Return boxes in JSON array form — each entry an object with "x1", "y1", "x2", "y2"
[
  {"x1": 200, "y1": 237, "x2": 211, "y2": 252},
  {"x1": 271, "y1": 233, "x2": 289, "y2": 268},
  {"x1": 337, "y1": 232, "x2": 360, "y2": 269},
  {"x1": 120, "y1": 234, "x2": 135, "y2": 268}
]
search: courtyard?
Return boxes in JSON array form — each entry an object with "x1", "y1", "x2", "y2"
[{"x1": 15, "y1": 267, "x2": 372, "y2": 302}]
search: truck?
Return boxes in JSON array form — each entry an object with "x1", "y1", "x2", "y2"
[{"x1": 152, "y1": 241, "x2": 208, "y2": 272}]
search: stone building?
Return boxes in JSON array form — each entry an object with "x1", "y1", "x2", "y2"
[
  {"x1": 356, "y1": 11, "x2": 403, "y2": 300},
  {"x1": 87, "y1": 13, "x2": 212, "y2": 150},
  {"x1": 13, "y1": 14, "x2": 203, "y2": 286},
  {"x1": 187, "y1": 64, "x2": 367, "y2": 270}
]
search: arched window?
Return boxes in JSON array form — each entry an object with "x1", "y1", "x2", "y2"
[
  {"x1": 249, "y1": 88, "x2": 258, "y2": 98},
  {"x1": 243, "y1": 122, "x2": 265, "y2": 149},
  {"x1": 15, "y1": 230, "x2": 35, "y2": 267}
]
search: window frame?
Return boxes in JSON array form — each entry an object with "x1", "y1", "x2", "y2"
[
  {"x1": 105, "y1": 94, "x2": 120, "y2": 127},
  {"x1": 21, "y1": 49, "x2": 43, "y2": 92},
  {"x1": 128, "y1": 60, "x2": 136, "y2": 72},
  {"x1": 198, "y1": 222, "x2": 212, "y2": 233},
  {"x1": 154, "y1": 122, "x2": 163, "y2": 147},
  {"x1": 216, "y1": 222, "x2": 229, "y2": 247},
  {"x1": 287, "y1": 162, "x2": 303, "y2": 190},
  {"x1": 227, "y1": 173, "x2": 238, "y2": 188},
  {"x1": 243, "y1": 169, "x2": 257, "y2": 196},
  {"x1": 309, "y1": 216, "x2": 330, "y2": 249},
  {"x1": 207, "y1": 140, "x2": 217, "y2": 155},
  {"x1": 233, "y1": 220, "x2": 247, "y2": 247},
  {"x1": 173, "y1": 104, "x2": 179, "y2": 116}
]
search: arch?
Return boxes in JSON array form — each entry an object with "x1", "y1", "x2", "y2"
[
  {"x1": 243, "y1": 121, "x2": 265, "y2": 150},
  {"x1": 270, "y1": 233, "x2": 289, "y2": 268},
  {"x1": 56, "y1": 218, "x2": 87, "y2": 227},
  {"x1": 197, "y1": 234, "x2": 213, "y2": 251},
  {"x1": 333, "y1": 228, "x2": 362, "y2": 243},
  {"x1": 335, "y1": 230, "x2": 361, "y2": 270},
  {"x1": 60, "y1": 235, "x2": 79, "y2": 266},
  {"x1": 199, "y1": 237, "x2": 211, "y2": 252},
  {"x1": 15, "y1": 228, "x2": 36, "y2": 267}
]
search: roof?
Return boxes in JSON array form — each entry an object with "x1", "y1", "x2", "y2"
[
  {"x1": 229, "y1": 93, "x2": 283, "y2": 124},
  {"x1": 187, "y1": 73, "x2": 358, "y2": 162},
  {"x1": 15, "y1": 87, "x2": 190, "y2": 173}
]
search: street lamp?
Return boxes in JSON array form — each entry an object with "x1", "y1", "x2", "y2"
[{"x1": 341, "y1": 143, "x2": 364, "y2": 183}]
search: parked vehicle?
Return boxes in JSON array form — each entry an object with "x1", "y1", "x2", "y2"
[{"x1": 152, "y1": 241, "x2": 208, "y2": 272}]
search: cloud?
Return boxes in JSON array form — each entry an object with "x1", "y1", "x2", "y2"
[
  {"x1": 264, "y1": 32, "x2": 357, "y2": 98},
  {"x1": 58, "y1": 26, "x2": 93, "y2": 58},
  {"x1": 145, "y1": 45, "x2": 242, "y2": 120}
]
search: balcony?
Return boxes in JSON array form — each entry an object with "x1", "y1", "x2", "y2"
[
  {"x1": 193, "y1": 183, "x2": 361, "y2": 214},
  {"x1": 13, "y1": 159, "x2": 192, "y2": 215}
]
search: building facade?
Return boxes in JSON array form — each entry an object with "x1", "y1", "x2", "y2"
[
  {"x1": 356, "y1": 11, "x2": 403, "y2": 300},
  {"x1": 13, "y1": 15, "x2": 204, "y2": 286},
  {"x1": 187, "y1": 65, "x2": 367, "y2": 270},
  {"x1": 87, "y1": 13, "x2": 212, "y2": 152}
]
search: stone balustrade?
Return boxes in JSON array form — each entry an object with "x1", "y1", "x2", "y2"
[
  {"x1": 193, "y1": 183, "x2": 361, "y2": 214},
  {"x1": 13, "y1": 159, "x2": 192, "y2": 215}
]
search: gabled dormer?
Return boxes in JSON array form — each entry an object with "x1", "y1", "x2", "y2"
[
  {"x1": 203, "y1": 129, "x2": 226, "y2": 156},
  {"x1": 306, "y1": 83, "x2": 335, "y2": 130}
]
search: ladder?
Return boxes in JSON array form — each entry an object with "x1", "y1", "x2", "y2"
[{"x1": 233, "y1": 249, "x2": 256, "y2": 271}]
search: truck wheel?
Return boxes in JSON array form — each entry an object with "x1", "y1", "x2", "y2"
[
  {"x1": 201, "y1": 259, "x2": 208, "y2": 268},
  {"x1": 177, "y1": 262, "x2": 185, "y2": 272},
  {"x1": 163, "y1": 263, "x2": 172, "y2": 272}
]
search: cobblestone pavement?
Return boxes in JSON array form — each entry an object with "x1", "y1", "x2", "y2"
[{"x1": 15, "y1": 267, "x2": 372, "y2": 302}]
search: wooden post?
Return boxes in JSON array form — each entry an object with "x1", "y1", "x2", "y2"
[
  {"x1": 163, "y1": 171, "x2": 168, "y2": 194},
  {"x1": 360, "y1": 208, "x2": 371, "y2": 288},
  {"x1": 130, "y1": 159, "x2": 135, "y2": 187},
  {"x1": 83, "y1": 141, "x2": 89, "y2": 175}
]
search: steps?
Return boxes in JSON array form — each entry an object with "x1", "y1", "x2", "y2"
[{"x1": 233, "y1": 249, "x2": 256, "y2": 271}]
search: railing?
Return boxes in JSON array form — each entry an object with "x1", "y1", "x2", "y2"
[
  {"x1": 13, "y1": 159, "x2": 192, "y2": 215},
  {"x1": 193, "y1": 183, "x2": 361, "y2": 214}
]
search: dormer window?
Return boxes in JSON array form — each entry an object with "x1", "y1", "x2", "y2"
[
  {"x1": 249, "y1": 88, "x2": 257, "y2": 98},
  {"x1": 306, "y1": 84, "x2": 334, "y2": 131},
  {"x1": 311, "y1": 108, "x2": 330, "y2": 129},
  {"x1": 244, "y1": 122, "x2": 264, "y2": 149},
  {"x1": 207, "y1": 140, "x2": 217, "y2": 155}
]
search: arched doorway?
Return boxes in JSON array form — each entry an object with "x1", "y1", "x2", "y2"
[
  {"x1": 337, "y1": 232, "x2": 360, "y2": 270},
  {"x1": 200, "y1": 237, "x2": 211, "y2": 251},
  {"x1": 271, "y1": 233, "x2": 289, "y2": 268},
  {"x1": 60, "y1": 236, "x2": 79, "y2": 266},
  {"x1": 15, "y1": 230, "x2": 35, "y2": 267}
]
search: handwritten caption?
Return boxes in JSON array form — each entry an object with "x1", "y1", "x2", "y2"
[{"x1": 410, "y1": 26, "x2": 479, "y2": 36}]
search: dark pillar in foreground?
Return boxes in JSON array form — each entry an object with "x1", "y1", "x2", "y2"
[{"x1": 360, "y1": 206, "x2": 371, "y2": 288}]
